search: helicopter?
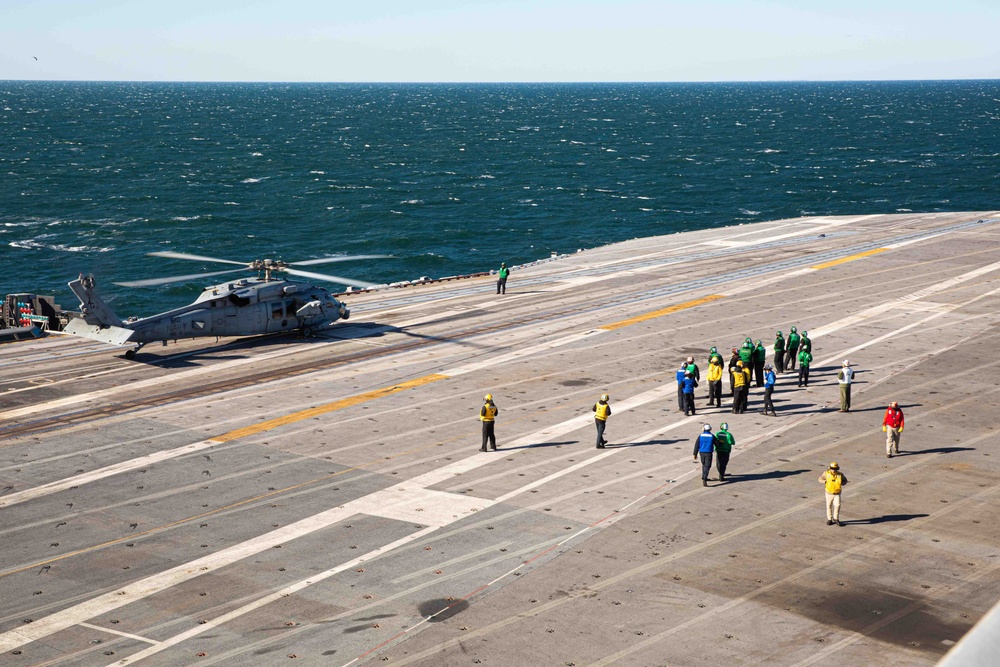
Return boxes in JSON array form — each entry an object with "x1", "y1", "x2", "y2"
[{"x1": 63, "y1": 251, "x2": 388, "y2": 359}]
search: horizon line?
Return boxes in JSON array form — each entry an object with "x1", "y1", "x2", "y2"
[{"x1": 3, "y1": 77, "x2": 1000, "y2": 85}]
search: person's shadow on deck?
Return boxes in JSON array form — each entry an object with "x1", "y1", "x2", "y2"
[
  {"x1": 841, "y1": 513, "x2": 929, "y2": 525},
  {"x1": 721, "y1": 469, "x2": 809, "y2": 484}
]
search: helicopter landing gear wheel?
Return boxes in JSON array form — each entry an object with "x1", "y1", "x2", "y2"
[
  {"x1": 125, "y1": 349, "x2": 137, "y2": 360},
  {"x1": 301, "y1": 326, "x2": 313, "y2": 338}
]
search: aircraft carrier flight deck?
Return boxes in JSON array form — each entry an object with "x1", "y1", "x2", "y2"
[{"x1": 2, "y1": 211, "x2": 999, "y2": 666}]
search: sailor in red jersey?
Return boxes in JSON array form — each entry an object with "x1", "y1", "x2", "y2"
[{"x1": 882, "y1": 401, "x2": 905, "y2": 458}]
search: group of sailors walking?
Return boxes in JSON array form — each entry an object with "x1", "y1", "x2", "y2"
[{"x1": 476, "y1": 317, "x2": 906, "y2": 525}]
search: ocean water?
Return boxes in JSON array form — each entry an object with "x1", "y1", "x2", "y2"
[{"x1": 1, "y1": 81, "x2": 998, "y2": 316}]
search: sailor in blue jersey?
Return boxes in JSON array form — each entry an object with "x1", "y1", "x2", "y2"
[
  {"x1": 761, "y1": 364, "x2": 777, "y2": 416},
  {"x1": 676, "y1": 363, "x2": 688, "y2": 412},
  {"x1": 682, "y1": 371, "x2": 697, "y2": 416},
  {"x1": 692, "y1": 424, "x2": 717, "y2": 487}
]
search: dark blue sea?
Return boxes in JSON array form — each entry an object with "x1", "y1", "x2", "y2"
[{"x1": 2, "y1": 81, "x2": 998, "y2": 315}]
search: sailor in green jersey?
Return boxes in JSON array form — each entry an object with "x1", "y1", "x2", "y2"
[
  {"x1": 739, "y1": 340, "x2": 755, "y2": 386},
  {"x1": 787, "y1": 326, "x2": 801, "y2": 371},
  {"x1": 799, "y1": 330, "x2": 812, "y2": 355},
  {"x1": 496, "y1": 263, "x2": 510, "y2": 294},
  {"x1": 708, "y1": 346, "x2": 723, "y2": 367},
  {"x1": 797, "y1": 349, "x2": 813, "y2": 387},
  {"x1": 753, "y1": 340, "x2": 767, "y2": 387},
  {"x1": 714, "y1": 422, "x2": 735, "y2": 482},
  {"x1": 773, "y1": 331, "x2": 786, "y2": 374}
]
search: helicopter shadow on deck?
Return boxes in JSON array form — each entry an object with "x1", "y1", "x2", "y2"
[
  {"x1": 144, "y1": 320, "x2": 489, "y2": 368},
  {"x1": 331, "y1": 321, "x2": 494, "y2": 349},
  {"x1": 144, "y1": 332, "x2": 312, "y2": 368}
]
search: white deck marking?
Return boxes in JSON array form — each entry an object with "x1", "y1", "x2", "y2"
[
  {"x1": 11, "y1": 252, "x2": 994, "y2": 510},
  {"x1": 816, "y1": 285, "x2": 1000, "y2": 367},
  {"x1": 494, "y1": 451, "x2": 617, "y2": 503},
  {"x1": 808, "y1": 259, "x2": 1000, "y2": 341},
  {"x1": 104, "y1": 527, "x2": 438, "y2": 666},
  {"x1": 9, "y1": 252, "x2": 1000, "y2": 511},
  {"x1": 0, "y1": 343, "x2": 314, "y2": 421},
  {"x1": 883, "y1": 231, "x2": 949, "y2": 249},
  {"x1": 0, "y1": 439, "x2": 219, "y2": 509},
  {"x1": 0, "y1": 375, "x2": 687, "y2": 653},
  {"x1": 699, "y1": 215, "x2": 877, "y2": 247},
  {"x1": 84, "y1": 329, "x2": 991, "y2": 665},
  {"x1": 0, "y1": 481, "x2": 489, "y2": 653},
  {"x1": 444, "y1": 328, "x2": 605, "y2": 376},
  {"x1": 0, "y1": 308, "x2": 470, "y2": 421},
  {"x1": 78, "y1": 622, "x2": 161, "y2": 646}
]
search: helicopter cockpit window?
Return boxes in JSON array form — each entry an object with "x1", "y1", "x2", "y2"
[{"x1": 271, "y1": 303, "x2": 284, "y2": 320}]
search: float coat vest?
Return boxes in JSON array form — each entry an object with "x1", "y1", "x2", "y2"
[{"x1": 824, "y1": 471, "x2": 844, "y2": 494}]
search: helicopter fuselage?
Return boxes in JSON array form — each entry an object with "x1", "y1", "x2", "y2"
[
  {"x1": 65, "y1": 275, "x2": 349, "y2": 356},
  {"x1": 125, "y1": 277, "x2": 349, "y2": 343}
]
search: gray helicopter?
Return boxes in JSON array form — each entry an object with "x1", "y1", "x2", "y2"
[{"x1": 64, "y1": 251, "x2": 387, "y2": 359}]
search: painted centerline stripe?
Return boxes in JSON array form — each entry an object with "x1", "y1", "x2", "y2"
[
  {"x1": 214, "y1": 374, "x2": 448, "y2": 442},
  {"x1": 810, "y1": 247, "x2": 887, "y2": 270},
  {"x1": 0, "y1": 374, "x2": 447, "y2": 509},
  {"x1": 599, "y1": 294, "x2": 726, "y2": 331}
]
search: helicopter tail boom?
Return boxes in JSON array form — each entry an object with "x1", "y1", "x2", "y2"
[
  {"x1": 63, "y1": 319, "x2": 136, "y2": 346},
  {"x1": 65, "y1": 275, "x2": 136, "y2": 346},
  {"x1": 68, "y1": 274, "x2": 125, "y2": 328}
]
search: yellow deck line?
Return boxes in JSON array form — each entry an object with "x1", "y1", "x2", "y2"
[
  {"x1": 212, "y1": 373, "x2": 450, "y2": 443},
  {"x1": 811, "y1": 247, "x2": 888, "y2": 270},
  {"x1": 599, "y1": 294, "x2": 726, "y2": 331}
]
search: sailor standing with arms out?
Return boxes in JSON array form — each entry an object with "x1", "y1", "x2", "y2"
[
  {"x1": 480, "y1": 394, "x2": 499, "y2": 452},
  {"x1": 593, "y1": 394, "x2": 611, "y2": 448}
]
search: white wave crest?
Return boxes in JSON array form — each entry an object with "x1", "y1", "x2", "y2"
[{"x1": 10, "y1": 240, "x2": 112, "y2": 252}]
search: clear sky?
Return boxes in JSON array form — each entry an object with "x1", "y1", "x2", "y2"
[{"x1": 1, "y1": 0, "x2": 998, "y2": 82}]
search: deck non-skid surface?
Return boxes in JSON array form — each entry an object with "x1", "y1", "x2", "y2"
[{"x1": 1, "y1": 212, "x2": 999, "y2": 666}]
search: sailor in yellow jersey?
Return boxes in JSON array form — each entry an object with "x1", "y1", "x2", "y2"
[
  {"x1": 819, "y1": 462, "x2": 849, "y2": 526},
  {"x1": 480, "y1": 393, "x2": 499, "y2": 452},
  {"x1": 592, "y1": 394, "x2": 611, "y2": 448}
]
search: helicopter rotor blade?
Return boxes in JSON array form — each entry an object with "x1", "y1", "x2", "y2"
[
  {"x1": 290, "y1": 254, "x2": 392, "y2": 266},
  {"x1": 284, "y1": 267, "x2": 377, "y2": 289},
  {"x1": 115, "y1": 268, "x2": 247, "y2": 288},
  {"x1": 148, "y1": 251, "x2": 247, "y2": 266}
]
